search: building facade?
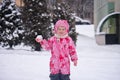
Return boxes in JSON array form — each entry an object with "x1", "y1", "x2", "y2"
[{"x1": 94, "y1": 0, "x2": 120, "y2": 45}]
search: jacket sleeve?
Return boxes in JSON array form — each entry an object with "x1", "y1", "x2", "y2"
[
  {"x1": 68, "y1": 37, "x2": 78, "y2": 61},
  {"x1": 40, "y1": 39, "x2": 52, "y2": 50}
]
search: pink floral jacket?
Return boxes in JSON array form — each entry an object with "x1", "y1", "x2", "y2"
[{"x1": 40, "y1": 35, "x2": 78, "y2": 74}]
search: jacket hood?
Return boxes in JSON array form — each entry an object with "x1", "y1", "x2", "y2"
[{"x1": 54, "y1": 20, "x2": 70, "y2": 33}]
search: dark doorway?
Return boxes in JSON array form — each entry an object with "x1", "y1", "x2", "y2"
[
  {"x1": 116, "y1": 14, "x2": 120, "y2": 44},
  {"x1": 106, "y1": 14, "x2": 120, "y2": 44}
]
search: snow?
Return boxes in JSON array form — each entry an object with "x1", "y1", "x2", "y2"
[
  {"x1": 74, "y1": 16, "x2": 91, "y2": 24},
  {"x1": 39, "y1": 2, "x2": 43, "y2": 6},
  {"x1": 76, "y1": 24, "x2": 95, "y2": 39},
  {"x1": 0, "y1": 25, "x2": 120, "y2": 80}
]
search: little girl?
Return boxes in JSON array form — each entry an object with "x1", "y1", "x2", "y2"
[{"x1": 35, "y1": 20, "x2": 78, "y2": 80}]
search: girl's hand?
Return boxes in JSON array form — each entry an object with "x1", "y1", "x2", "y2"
[
  {"x1": 73, "y1": 60, "x2": 77, "y2": 66},
  {"x1": 35, "y1": 35, "x2": 43, "y2": 43}
]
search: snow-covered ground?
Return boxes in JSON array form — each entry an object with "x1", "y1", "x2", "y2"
[{"x1": 0, "y1": 25, "x2": 120, "y2": 80}]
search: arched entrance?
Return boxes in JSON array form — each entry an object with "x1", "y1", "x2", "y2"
[{"x1": 95, "y1": 12, "x2": 120, "y2": 45}]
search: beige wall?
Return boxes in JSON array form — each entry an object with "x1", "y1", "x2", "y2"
[
  {"x1": 94, "y1": 0, "x2": 108, "y2": 30},
  {"x1": 94, "y1": 0, "x2": 120, "y2": 31},
  {"x1": 115, "y1": 0, "x2": 120, "y2": 11}
]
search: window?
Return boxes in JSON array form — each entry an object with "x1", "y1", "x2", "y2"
[{"x1": 108, "y1": 2, "x2": 114, "y2": 13}]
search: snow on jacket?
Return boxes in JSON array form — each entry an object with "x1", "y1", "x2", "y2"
[{"x1": 40, "y1": 35, "x2": 78, "y2": 74}]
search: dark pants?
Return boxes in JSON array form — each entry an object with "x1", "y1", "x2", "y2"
[{"x1": 49, "y1": 73, "x2": 70, "y2": 80}]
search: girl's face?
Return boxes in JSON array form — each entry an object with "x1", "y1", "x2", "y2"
[{"x1": 56, "y1": 26, "x2": 67, "y2": 36}]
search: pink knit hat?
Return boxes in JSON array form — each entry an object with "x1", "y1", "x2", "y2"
[{"x1": 54, "y1": 20, "x2": 70, "y2": 33}]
